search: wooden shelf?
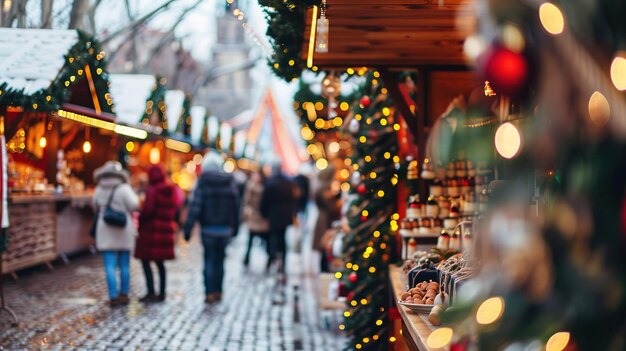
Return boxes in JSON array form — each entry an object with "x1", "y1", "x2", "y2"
[{"x1": 389, "y1": 265, "x2": 448, "y2": 351}]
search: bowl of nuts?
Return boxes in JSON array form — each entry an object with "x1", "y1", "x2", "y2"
[{"x1": 398, "y1": 281, "x2": 439, "y2": 313}]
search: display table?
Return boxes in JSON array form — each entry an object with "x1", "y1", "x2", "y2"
[
  {"x1": 390, "y1": 265, "x2": 447, "y2": 351},
  {"x1": 2, "y1": 193, "x2": 94, "y2": 274}
]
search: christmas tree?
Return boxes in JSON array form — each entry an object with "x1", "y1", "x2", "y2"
[
  {"x1": 175, "y1": 94, "x2": 192, "y2": 139},
  {"x1": 437, "y1": 1, "x2": 626, "y2": 350},
  {"x1": 140, "y1": 76, "x2": 168, "y2": 135},
  {"x1": 341, "y1": 72, "x2": 400, "y2": 351}
]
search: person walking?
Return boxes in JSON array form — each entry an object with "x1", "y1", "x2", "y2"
[
  {"x1": 134, "y1": 165, "x2": 183, "y2": 303},
  {"x1": 242, "y1": 170, "x2": 270, "y2": 268},
  {"x1": 93, "y1": 161, "x2": 140, "y2": 306},
  {"x1": 313, "y1": 165, "x2": 342, "y2": 272},
  {"x1": 184, "y1": 151, "x2": 239, "y2": 303},
  {"x1": 260, "y1": 164, "x2": 296, "y2": 274}
]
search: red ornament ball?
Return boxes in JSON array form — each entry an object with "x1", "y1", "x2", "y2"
[
  {"x1": 348, "y1": 272, "x2": 358, "y2": 283},
  {"x1": 481, "y1": 46, "x2": 528, "y2": 96},
  {"x1": 357, "y1": 184, "x2": 367, "y2": 194},
  {"x1": 360, "y1": 96, "x2": 371, "y2": 108},
  {"x1": 361, "y1": 215, "x2": 368, "y2": 222}
]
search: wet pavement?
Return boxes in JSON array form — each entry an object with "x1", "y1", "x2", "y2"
[{"x1": 0, "y1": 228, "x2": 346, "y2": 350}]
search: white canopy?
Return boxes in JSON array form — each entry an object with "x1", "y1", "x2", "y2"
[
  {"x1": 0, "y1": 29, "x2": 78, "y2": 95},
  {"x1": 108, "y1": 74, "x2": 156, "y2": 125}
]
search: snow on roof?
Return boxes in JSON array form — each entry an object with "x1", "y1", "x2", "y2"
[
  {"x1": 165, "y1": 90, "x2": 185, "y2": 133},
  {"x1": 108, "y1": 74, "x2": 156, "y2": 125},
  {"x1": 190, "y1": 106, "x2": 206, "y2": 145},
  {"x1": 0, "y1": 29, "x2": 78, "y2": 95}
]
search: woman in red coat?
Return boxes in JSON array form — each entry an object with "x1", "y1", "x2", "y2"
[{"x1": 135, "y1": 165, "x2": 183, "y2": 302}]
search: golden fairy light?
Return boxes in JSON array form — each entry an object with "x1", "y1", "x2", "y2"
[
  {"x1": 39, "y1": 137, "x2": 47, "y2": 148},
  {"x1": 539, "y1": 3, "x2": 565, "y2": 35},
  {"x1": 426, "y1": 328, "x2": 453, "y2": 349},
  {"x1": 502, "y1": 24, "x2": 525, "y2": 52},
  {"x1": 588, "y1": 91, "x2": 611, "y2": 125},
  {"x1": 610, "y1": 54, "x2": 626, "y2": 91},
  {"x1": 546, "y1": 332, "x2": 570, "y2": 351},
  {"x1": 484, "y1": 81, "x2": 496, "y2": 97},
  {"x1": 495, "y1": 122, "x2": 522, "y2": 159},
  {"x1": 316, "y1": 158, "x2": 329, "y2": 170},
  {"x1": 476, "y1": 296, "x2": 505, "y2": 325}
]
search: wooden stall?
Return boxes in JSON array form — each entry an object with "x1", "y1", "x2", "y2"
[{"x1": 0, "y1": 29, "x2": 145, "y2": 274}]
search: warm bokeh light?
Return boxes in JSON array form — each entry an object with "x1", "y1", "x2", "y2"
[
  {"x1": 306, "y1": 144, "x2": 318, "y2": 155},
  {"x1": 546, "y1": 332, "x2": 571, "y2": 351},
  {"x1": 125, "y1": 141, "x2": 135, "y2": 152},
  {"x1": 329, "y1": 141, "x2": 340, "y2": 153},
  {"x1": 340, "y1": 102, "x2": 350, "y2": 111},
  {"x1": 539, "y1": 3, "x2": 565, "y2": 35},
  {"x1": 193, "y1": 153, "x2": 203, "y2": 164},
  {"x1": 610, "y1": 54, "x2": 626, "y2": 91},
  {"x1": 223, "y1": 159, "x2": 236, "y2": 173},
  {"x1": 502, "y1": 24, "x2": 525, "y2": 52},
  {"x1": 426, "y1": 328, "x2": 453, "y2": 349},
  {"x1": 149, "y1": 147, "x2": 160, "y2": 164},
  {"x1": 301, "y1": 126, "x2": 314, "y2": 140},
  {"x1": 464, "y1": 35, "x2": 487, "y2": 61},
  {"x1": 495, "y1": 122, "x2": 522, "y2": 159},
  {"x1": 476, "y1": 296, "x2": 505, "y2": 325},
  {"x1": 82, "y1": 140, "x2": 91, "y2": 153},
  {"x1": 588, "y1": 91, "x2": 611, "y2": 125},
  {"x1": 39, "y1": 136, "x2": 47, "y2": 148},
  {"x1": 316, "y1": 158, "x2": 329, "y2": 170}
]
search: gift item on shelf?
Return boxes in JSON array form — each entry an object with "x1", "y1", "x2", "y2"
[
  {"x1": 437, "y1": 230, "x2": 450, "y2": 251},
  {"x1": 420, "y1": 159, "x2": 436, "y2": 180}
]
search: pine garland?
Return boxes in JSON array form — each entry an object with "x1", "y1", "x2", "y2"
[
  {"x1": 341, "y1": 73, "x2": 399, "y2": 351},
  {"x1": 258, "y1": 0, "x2": 320, "y2": 81},
  {"x1": 139, "y1": 76, "x2": 169, "y2": 135}
]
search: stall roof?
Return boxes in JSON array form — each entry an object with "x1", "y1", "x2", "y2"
[
  {"x1": 302, "y1": 0, "x2": 467, "y2": 68},
  {"x1": 165, "y1": 90, "x2": 185, "y2": 134},
  {"x1": 108, "y1": 74, "x2": 156, "y2": 125},
  {"x1": 0, "y1": 29, "x2": 78, "y2": 95},
  {"x1": 190, "y1": 106, "x2": 207, "y2": 145}
]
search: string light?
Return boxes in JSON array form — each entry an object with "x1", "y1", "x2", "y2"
[
  {"x1": 588, "y1": 91, "x2": 611, "y2": 125},
  {"x1": 335, "y1": 272, "x2": 342, "y2": 279},
  {"x1": 539, "y1": 2, "x2": 565, "y2": 35},
  {"x1": 476, "y1": 296, "x2": 505, "y2": 325},
  {"x1": 610, "y1": 53, "x2": 626, "y2": 91},
  {"x1": 426, "y1": 328, "x2": 453, "y2": 349},
  {"x1": 546, "y1": 332, "x2": 570, "y2": 351},
  {"x1": 495, "y1": 122, "x2": 522, "y2": 159}
]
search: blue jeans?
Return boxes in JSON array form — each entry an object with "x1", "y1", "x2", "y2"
[
  {"x1": 201, "y1": 234, "x2": 229, "y2": 294},
  {"x1": 102, "y1": 251, "x2": 130, "y2": 299}
]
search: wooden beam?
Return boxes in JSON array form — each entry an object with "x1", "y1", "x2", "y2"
[{"x1": 378, "y1": 68, "x2": 419, "y2": 142}]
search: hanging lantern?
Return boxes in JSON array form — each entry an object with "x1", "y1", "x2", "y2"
[{"x1": 315, "y1": 0, "x2": 329, "y2": 53}]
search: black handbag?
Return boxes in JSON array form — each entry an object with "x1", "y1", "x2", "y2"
[{"x1": 102, "y1": 185, "x2": 127, "y2": 228}]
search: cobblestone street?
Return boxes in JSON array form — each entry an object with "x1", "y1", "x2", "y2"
[{"x1": 0, "y1": 230, "x2": 346, "y2": 351}]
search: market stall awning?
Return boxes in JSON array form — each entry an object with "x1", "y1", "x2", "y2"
[
  {"x1": 0, "y1": 28, "x2": 114, "y2": 115},
  {"x1": 302, "y1": 0, "x2": 467, "y2": 68},
  {"x1": 108, "y1": 74, "x2": 156, "y2": 125}
]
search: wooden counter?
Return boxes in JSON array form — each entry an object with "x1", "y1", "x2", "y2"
[
  {"x1": 390, "y1": 265, "x2": 448, "y2": 351},
  {"x1": 2, "y1": 192, "x2": 94, "y2": 274}
]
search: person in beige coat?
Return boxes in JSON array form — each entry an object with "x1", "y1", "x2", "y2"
[
  {"x1": 242, "y1": 170, "x2": 270, "y2": 268},
  {"x1": 93, "y1": 161, "x2": 140, "y2": 306}
]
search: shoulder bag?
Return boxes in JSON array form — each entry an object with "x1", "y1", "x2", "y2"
[{"x1": 102, "y1": 184, "x2": 128, "y2": 228}]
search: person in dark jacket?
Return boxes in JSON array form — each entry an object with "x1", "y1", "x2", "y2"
[
  {"x1": 293, "y1": 173, "x2": 311, "y2": 218},
  {"x1": 260, "y1": 164, "x2": 296, "y2": 274},
  {"x1": 135, "y1": 165, "x2": 183, "y2": 302},
  {"x1": 184, "y1": 151, "x2": 239, "y2": 303}
]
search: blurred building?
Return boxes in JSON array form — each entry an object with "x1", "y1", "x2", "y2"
[
  {"x1": 106, "y1": 28, "x2": 207, "y2": 94},
  {"x1": 195, "y1": 0, "x2": 255, "y2": 120}
]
